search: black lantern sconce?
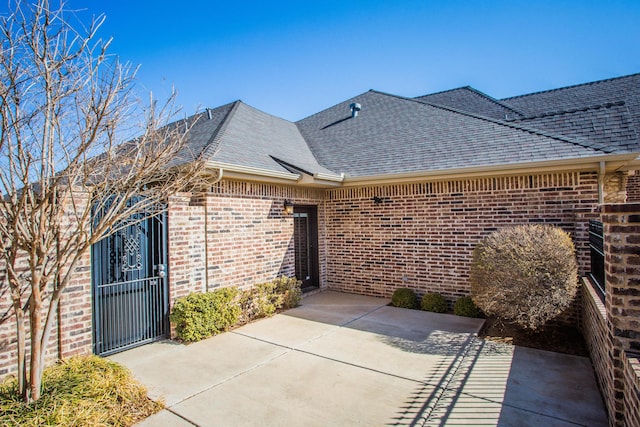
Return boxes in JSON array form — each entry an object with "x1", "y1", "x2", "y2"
[
  {"x1": 372, "y1": 196, "x2": 391, "y2": 205},
  {"x1": 283, "y1": 199, "x2": 294, "y2": 214}
]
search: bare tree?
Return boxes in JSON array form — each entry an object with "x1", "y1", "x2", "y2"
[{"x1": 0, "y1": 0, "x2": 204, "y2": 401}]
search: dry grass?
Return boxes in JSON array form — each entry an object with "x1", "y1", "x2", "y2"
[{"x1": 0, "y1": 355, "x2": 162, "y2": 427}]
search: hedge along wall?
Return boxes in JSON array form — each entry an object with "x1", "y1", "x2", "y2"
[
  {"x1": 324, "y1": 172, "x2": 600, "y2": 301},
  {"x1": 167, "y1": 180, "x2": 327, "y2": 307}
]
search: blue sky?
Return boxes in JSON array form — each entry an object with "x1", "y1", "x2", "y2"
[{"x1": 8, "y1": 1, "x2": 640, "y2": 121}]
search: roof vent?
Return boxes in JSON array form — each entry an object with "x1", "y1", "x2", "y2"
[
  {"x1": 206, "y1": 108, "x2": 213, "y2": 120},
  {"x1": 350, "y1": 102, "x2": 362, "y2": 118}
]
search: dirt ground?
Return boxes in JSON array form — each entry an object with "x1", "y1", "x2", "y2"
[{"x1": 479, "y1": 317, "x2": 589, "y2": 357}]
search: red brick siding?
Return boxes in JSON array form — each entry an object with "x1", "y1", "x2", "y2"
[
  {"x1": 167, "y1": 193, "x2": 207, "y2": 303},
  {"x1": 601, "y1": 203, "x2": 640, "y2": 426},
  {"x1": 168, "y1": 181, "x2": 326, "y2": 305},
  {"x1": 0, "y1": 198, "x2": 93, "y2": 380},
  {"x1": 0, "y1": 255, "x2": 92, "y2": 379},
  {"x1": 581, "y1": 280, "x2": 614, "y2": 421},
  {"x1": 325, "y1": 172, "x2": 599, "y2": 303},
  {"x1": 626, "y1": 173, "x2": 640, "y2": 202},
  {"x1": 622, "y1": 352, "x2": 640, "y2": 427}
]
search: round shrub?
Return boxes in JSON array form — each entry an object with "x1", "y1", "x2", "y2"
[
  {"x1": 454, "y1": 296, "x2": 482, "y2": 318},
  {"x1": 273, "y1": 275, "x2": 302, "y2": 309},
  {"x1": 420, "y1": 293, "x2": 447, "y2": 313},
  {"x1": 391, "y1": 288, "x2": 418, "y2": 309},
  {"x1": 170, "y1": 287, "x2": 241, "y2": 342},
  {"x1": 470, "y1": 224, "x2": 578, "y2": 331}
]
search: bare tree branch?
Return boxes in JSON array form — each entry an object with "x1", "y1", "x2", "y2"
[{"x1": 0, "y1": 0, "x2": 206, "y2": 401}]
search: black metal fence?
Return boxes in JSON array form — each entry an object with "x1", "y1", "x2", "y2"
[
  {"x1": 91, "y1": 206, "x2": 168, "y2": 356},
  {"x1": 93, "y1": 276, "x2": 168, "y2": 356},
  {"x1": 589, "y1": 219, "x2": 605, "y2": 301}
]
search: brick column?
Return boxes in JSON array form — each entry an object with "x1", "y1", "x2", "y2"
[{"x1": 602, "y1": 203, "x2": 640, "y2": 426}]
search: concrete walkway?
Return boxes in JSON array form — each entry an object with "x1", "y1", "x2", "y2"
[{"x1": 111, "y1": 291, "x2": 608, "y2": 426}]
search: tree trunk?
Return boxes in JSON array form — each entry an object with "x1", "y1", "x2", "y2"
[
  {"x1": 28, "y1": 306, "x2": 42, "y2": 402},
  {"x1": 28, "y1": 274, "x2": 43, "y2": 402},
  {"x1": 14, "y1": 307, "x2": 27, "y2": 400}
]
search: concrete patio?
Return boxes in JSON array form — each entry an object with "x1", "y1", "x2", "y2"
[{"x1": 110, "y1": 291, "x2": 608, "y2": 426}]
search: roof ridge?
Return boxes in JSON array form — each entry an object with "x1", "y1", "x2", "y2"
[
  {"x1": 501, "y1": 72, "x2": 640, "y2": 101},
  {"x1": 516, "y1": 100, "x2": 627, "y2": 121},
  {"x1": 295, "y1": 90, "x2": 374, "y2": 123},
  {"x1": 199, "y1": 100, "x2": 242, "y2": 161},
  {"x1": 236, "y1": 100, "x2": 294, "y2": 123},
  {"x1": 462, "y1": 86, "x2": 527, "y2": 117},
  {"x1": 370, "y1": 89, "x2": 610, "y2": 154},
  {"x1": 415, "y1": 85, "x2": 526, "y2": 117},
  {"x1": 415, "y1": 85, "x2": 472, "y2": 97}
]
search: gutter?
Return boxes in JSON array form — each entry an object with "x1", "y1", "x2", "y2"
[
  {"x1": 206, "y1": 161, "x2": 300, "y2": 181},
  {"x1": 207, "y1": 161, "x2": 344, "y2": 187},
  {"x1": 314, "y1": 172, "x2": 345, "y2": 182},
  {"x1": 341, "y1": 153, "x2": 640, "y2": 186},
  {"x1": 204, "y1": 153, "x2": 640, "y2": 190}
]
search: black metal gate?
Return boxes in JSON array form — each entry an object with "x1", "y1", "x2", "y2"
[{"x1": 91, "y1": 206, "x2": 168, "y2": 356}]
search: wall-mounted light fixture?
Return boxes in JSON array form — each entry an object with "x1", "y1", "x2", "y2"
[{"x1": 283, "y1": 199, "x2": 294, "y2": 214}]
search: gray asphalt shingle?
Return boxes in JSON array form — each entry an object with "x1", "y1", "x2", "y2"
[
  {"x1": 296, "y1": 90, "x2": 605, "y2": 178},
  {"x1": 176, "y1": 101, "x2": 338, "y2": 177},
  {"x1": 501, "y1": 73, "x2": 640, "y2": 153},
  {"x1": 415, "y1": 86, "x2": 525, "y2": 120},
  {"x1": 171, "y1": 73, "x2": 639, "y2": 181},
  {"x1": 511, "y1": 102, "x2": 637, "y2": 153}
]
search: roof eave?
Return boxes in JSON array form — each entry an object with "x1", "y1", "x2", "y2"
[
  {"x1": 341, "y1": 153, "x2": 640, "y2": 186},
  {"x1": 206, "y1": 161, "x2": 344, "y2": 188}
]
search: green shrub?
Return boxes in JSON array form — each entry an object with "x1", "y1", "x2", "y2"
[
  {"x1": 273, "y1": 275, "x2": 302, "y2": 309},
  {"x1": 0, "y1": 355, "x2": 161, "y2": 426},
  {"x1": 238, "y1": 276, "x2": 302, "y2": 324},
  {"x1": 454, "y1": 296, "x2": 482, "y2": 318},
  {"x1": 470, "y1": 224, "x2": 578, "y2": 331},
  {"x1": 420, "y1": 293, "x2": 448, "y2": 313},
  {"x1": 170, "y1": 287, "x2": 240, "y2": 342},
  {"x1": 391, "y1": 288, "x2": 418, "y2": 309},
  {"x1": 238, "y1": 281, "x2": 281, "y2": 323}
]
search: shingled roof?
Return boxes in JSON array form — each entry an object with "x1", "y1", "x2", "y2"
[
  {"x1": 175, "y1": 101, "x2": 339, "y2": 179},
  {"x1": 296, "y1": 90, "x2": 607, "y2": 178},
  {"x1": 501, "y1": 74, "x2": 640, "y2": 153},
  {"x1": 174, "y1": 72, "x2": 640, "y2": 185},
  {"x1": 510, "y1": 102, "x2": 637, "y2": 153},
  {"x1": 415, "y1": 86, "x2": 525, "y2": 120}
]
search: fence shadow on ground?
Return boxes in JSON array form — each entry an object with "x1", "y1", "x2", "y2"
[{"x1": 386, "y1": 337, "x2": 514, "y2": 426}]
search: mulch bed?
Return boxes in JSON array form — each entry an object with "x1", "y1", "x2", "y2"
[{"x1": 479, "y1": 317, "x2": 589, "y2": 357}]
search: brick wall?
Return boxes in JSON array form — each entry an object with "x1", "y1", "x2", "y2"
[
  {"x1": 626, "y1": 172, "x2": 640, "y2": 202},
  {"x1": 622, "y1": 351, "x2": 640, "y2": 427},
  {"x1": 167, "y1": 181, "x2": 326, "y2": 308},
  {"x1": 167, "y1": 193, "x2": 208, "y2": 302},
  {"x1": 605, "y1": 172, "x2": 629, "y2": 204},
  {"x1": 0, "y1": 197, "x2": 93, "y2": 380},
  {"x1": 0, "y1": 254, "x2": 92, "y2": 379},
  {"x1": 598, "y1": 203, "x2": 640, "y2": 426},
  {"x1": 581, "y1": 280, "x2": 614, "y2": 421},
  {"x1": 325, "y1": 172, "x2": 599, "y2": 304}
]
